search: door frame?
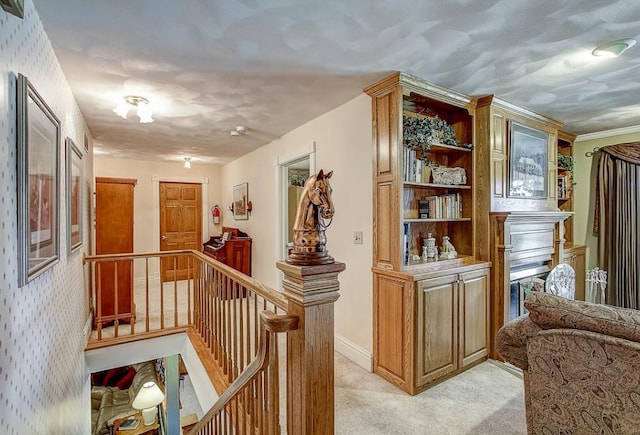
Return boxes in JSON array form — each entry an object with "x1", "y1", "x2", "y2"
[
  {"x1": 274, "y1": 142, "x2": 316, "y2": 272},
  {"x1": 152, "y1": 175, "x2": 209, "y2": 253}
]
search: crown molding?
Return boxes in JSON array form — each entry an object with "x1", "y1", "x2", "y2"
[{"x1": 576, "y1": 125, "x2": 640, "y2": 141}]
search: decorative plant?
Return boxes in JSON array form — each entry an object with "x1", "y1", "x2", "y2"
[
  {"x1": 557, "y1": 154, "x2": 576, "y2": 190},
  {"x1": 403, "y1": 114, "x2": 471, "y2": 160}
]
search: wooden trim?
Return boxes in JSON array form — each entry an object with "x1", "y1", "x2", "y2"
[{"x1": 95, "y1": 176, "x2": 137, "y2": 186}]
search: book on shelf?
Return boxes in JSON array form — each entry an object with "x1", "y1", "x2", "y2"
[
  {"x1": 119, "y1": 417, "x2": 140, "y2": 430},
  {"x1": 557, "y1": 175, "x2": 568, "y2": 199},
  {"x1": 418, "y1": 193, "x2": 462, "y2": 219}
]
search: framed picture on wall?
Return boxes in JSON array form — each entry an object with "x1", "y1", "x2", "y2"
[
  {"x1": 17, "y1": 73, "x2": 61, "y2": 286},
  {"x1": 0, "y1": 0, "x2": 24, "y2": 19},
  {"x1": 66, "y1": 137, "x2": 83, "y2": 254},
  {"x1": 508, "y1": 121, "x2": 549, "y2": 199},
  {"x1": 232, "y1": 182, "x2": 249, "y2": 220}
]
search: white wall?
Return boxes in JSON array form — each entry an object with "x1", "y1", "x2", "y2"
[
  {"x1": 93, "y1": 158, "x2": 223, "y2": 279},
  {"x1": 0, "y1": 3, "x2": 93, "y2": 433},
  {"x1": 573, "y1": 127, "x2": 640, "y2": 268},
  {"x1": 221, "y1": 94, "x2": 374, "y2": 366}
]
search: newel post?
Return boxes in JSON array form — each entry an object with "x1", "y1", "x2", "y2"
[{"x1": 277, "y1": 260, "x2": 346, "y2": 435}]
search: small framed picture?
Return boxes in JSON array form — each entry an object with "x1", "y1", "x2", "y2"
[
  {"x1": 232, "y1": 182, "x2": 249, "y2": 220},
  {"x1": 66, "y1": 137, "x2": 83, "y2": 254}
]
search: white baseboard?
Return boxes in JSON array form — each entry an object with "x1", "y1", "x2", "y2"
[{"x1": 335, "y1": 334, "x2": 372, "y2": 372}]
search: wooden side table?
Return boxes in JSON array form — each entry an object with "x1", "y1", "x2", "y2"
[{"x1": 114, "y1": 412, "x2": 159, "y2": 435}]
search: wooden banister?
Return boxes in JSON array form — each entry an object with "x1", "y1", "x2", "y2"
[
  {"x1": 188, "y1": 311, "x2": 299, "y2": 435},
  {"x1": 85, "y1": 250, "x2": 345, "y2": 435}
]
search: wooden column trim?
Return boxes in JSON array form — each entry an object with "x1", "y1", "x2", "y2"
[{"x1": 277, "y1": 260, "x2": 346, "y2": 435}]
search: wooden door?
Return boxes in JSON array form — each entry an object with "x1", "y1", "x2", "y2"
[
  {"x1": 95, "y1": 177, "x2": 136, "y2": 324},
  {"x1": 458, "y1": 268, "x2": 490, "y2": 368},
  {"x1": 416, "y1": 274, "x2": 458, "y2": 387},
  {"x1": 160, "y1": 182, "x2": 202, "y2": 281}
]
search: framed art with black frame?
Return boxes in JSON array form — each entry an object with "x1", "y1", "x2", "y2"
[
  {"x1": 66, "y1": 137, "x2": 83, "y2": 254},
  {"x1": 17, "y1": 73, "x2": 61, "y2": 286},
  {"x1": 508, "y1": 121, "x2": 549, "y2": 199}
]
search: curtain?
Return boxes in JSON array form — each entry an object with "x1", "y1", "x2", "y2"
[{"x1": 596, "y1": 143, "x2": 640, "y2": 308}]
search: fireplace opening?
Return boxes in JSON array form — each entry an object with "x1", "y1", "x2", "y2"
[{"x1": 509, "y1": 263, "x2": 550, "y2": 321}]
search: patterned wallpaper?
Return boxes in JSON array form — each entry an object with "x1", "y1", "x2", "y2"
[{"x1": 0, "y1": 1, "x2": 92, "y2": 433}]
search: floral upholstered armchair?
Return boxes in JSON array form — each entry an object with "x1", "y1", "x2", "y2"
[{"x1": 497, "y1": 291, "x2": 640, "y2": 434}]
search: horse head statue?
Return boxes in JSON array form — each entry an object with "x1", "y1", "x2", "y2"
[{"x1": 286, "y1": 169, "x2": 335, "y2": 265}]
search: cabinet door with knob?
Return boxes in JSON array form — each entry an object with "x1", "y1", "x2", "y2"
[{"x1": 563, "y1": 244, "x2": 586, "y2": 300}]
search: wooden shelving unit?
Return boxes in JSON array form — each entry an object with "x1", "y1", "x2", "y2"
[{"x1": 365, "y1": 72, "x2": 490, "y2": 395}]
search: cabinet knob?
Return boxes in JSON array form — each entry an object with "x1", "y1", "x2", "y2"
[{"x1": 162, "y1": 235, "x2": 168, "y2": 240}]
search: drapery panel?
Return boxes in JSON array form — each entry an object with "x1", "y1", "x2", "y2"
[{"x1": 596, "y1": 143, "x2": 640, "y2": 308}]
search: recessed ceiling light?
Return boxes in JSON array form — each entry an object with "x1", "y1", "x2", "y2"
[{"x1": 592, "y1": 38, "x2": 636, "y2": 57}]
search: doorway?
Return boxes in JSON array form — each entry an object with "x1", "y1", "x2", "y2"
[
  {"x1": 159, "y1": 182, "x2": 202, "y2": 281},
  {"x1": 275, "y1": 144, "x2": 316, "y2": 263}
]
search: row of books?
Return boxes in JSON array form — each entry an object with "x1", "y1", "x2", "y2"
[
  {"x1": 403, "y1": 148, "x2": 430, "y2": 183},
  {"x1": 418, "y1": 193, "x2": 462, "y2": 219},
  {"x1": 557, "y1": 175, "x2": 569, "y2": 199}
]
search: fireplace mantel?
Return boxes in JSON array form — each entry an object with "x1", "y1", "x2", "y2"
[{"x1": 489, "y1": 210, "x2": 572, "y2": 358}]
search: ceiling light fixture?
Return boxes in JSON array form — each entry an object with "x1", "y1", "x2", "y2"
[
  {"x1": 592, "y1": 38, "x2": 636, "y2": 57},
  {"x1": 184, "y1": 157, "x2": 191, "y2": 168},
  {"x1": 113, "y1": 95, "x2": 154, "y2": 123},
  {"x1": 230, "y1": 125, "x2": 246, "y2": 136}
]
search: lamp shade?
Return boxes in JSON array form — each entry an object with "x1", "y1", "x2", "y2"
[{"x1": 132, "y1": 381, "x2": 164, "y2": 410}]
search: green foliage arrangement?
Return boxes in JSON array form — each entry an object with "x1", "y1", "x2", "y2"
[
  {"x1": 403, "y1": 114, "x2": 471, "y2": 160},
  {"x1": 557, "y1": 154, "x2": 576, "y2": 190}
]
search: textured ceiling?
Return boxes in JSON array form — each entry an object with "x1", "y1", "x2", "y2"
[{"x1": 32, "y1": 0, "x2": 640, "y2": 164}]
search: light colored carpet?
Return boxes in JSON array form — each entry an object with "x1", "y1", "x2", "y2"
[{"x1": 334, "y1": 353, "x2": 527, "y2": 435}]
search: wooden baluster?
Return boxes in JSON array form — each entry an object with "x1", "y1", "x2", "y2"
[
  {"x1": 277, "y1": 260, "x2": 345, "y2": 435},
  {"x1": 96, "y1": 263, "x2": 103, "y2": 340},
  {"x1": 173, "y1": 256, "x2": 178, "y2": 327},
  {"x1": 113, "y1": 261, "x2": 119, "y2": 337},
  {"x1": 145, "y1": 258, "x2": 150, "y2": 332},
  {"x1": 187, "y1": 255, "x2": 192, "y2": 325}
]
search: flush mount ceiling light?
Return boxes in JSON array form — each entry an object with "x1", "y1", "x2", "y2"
[
  {"x1": 113, "y1": 95, "x2": 154, "y2": 123},
  {"x1": 592, "y1": 38, "x2": 636, "y2": 57},
  {"x1": 184, "y1": 157, "x2": 191, "y2": 168},
  {"x1": 230, "y1": 125, "x2": 246, "y2": 136}
]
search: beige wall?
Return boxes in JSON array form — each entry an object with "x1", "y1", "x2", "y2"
[
  {"x1": 93, "y1": 157, "x2": 223, "y2": 278},
  {"x1": 573, "y1": 127, "x2": 640, "y2": 268},
  {"x1": 221, "y1": 94, "x2": 374, "y2": 366}
]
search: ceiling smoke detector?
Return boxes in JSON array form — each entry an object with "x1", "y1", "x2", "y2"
[{"x1": 230, "y1": 125, "x2": 246, "y2": 136}]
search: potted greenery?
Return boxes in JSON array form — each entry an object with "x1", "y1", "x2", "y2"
[{"x1": 557, "y1": 154, "x2": 576, "y2": 190}]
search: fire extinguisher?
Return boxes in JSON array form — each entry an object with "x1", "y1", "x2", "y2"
[{"x1": 211, "y1": 205, "x2": 221, "y2": 224}]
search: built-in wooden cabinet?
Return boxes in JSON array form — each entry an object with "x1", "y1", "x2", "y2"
[
  {"x1": 365, "y1": 73, "x2": 490, "y2": 394},
  {"x1": 563, "y1": 244, "x2": 586, "y2": 300},
  {"x1": 373, "y1": 262, "x2": 490, "y2": 395},
  {"x1": 557, "y1": 130, "x2": 587, "y2": 300}
]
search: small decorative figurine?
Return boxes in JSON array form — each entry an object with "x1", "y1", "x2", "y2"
[
  {"x1": 424, "y1": 233, "x2": 437, "y2": 259},
  {"x1": 286, "y1": 169, "x2": 335, "y2": 265},
  {"x1": 440, "y1": 235, "x2": 458, "y2": 259}
]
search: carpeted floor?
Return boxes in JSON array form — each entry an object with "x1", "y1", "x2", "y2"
[{"x1": 334, "y1": 353, "x2": 527, "y2": 434}]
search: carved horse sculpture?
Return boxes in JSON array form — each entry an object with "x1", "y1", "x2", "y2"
[{"x1": 286, "y1": 169, "x2": 335, "y2": 265}]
